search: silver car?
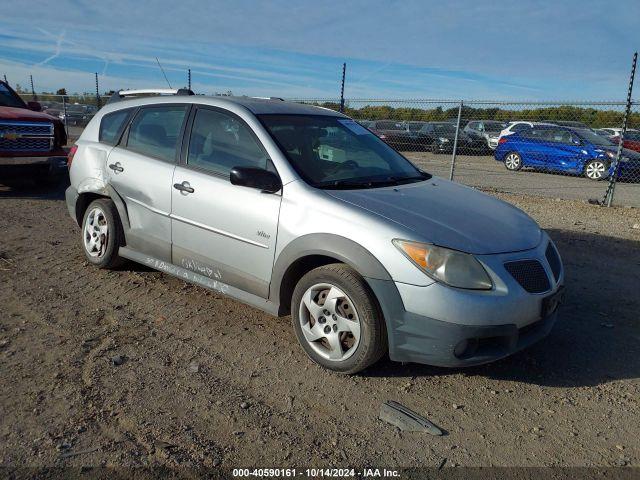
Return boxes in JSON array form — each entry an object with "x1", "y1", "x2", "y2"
[{"x1": 65, "y1": 89, "x2": 564, "y2": 374}]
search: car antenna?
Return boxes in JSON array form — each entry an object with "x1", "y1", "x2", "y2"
[{"x1": 156, "y1": 57, "x2": 172, "y2": 89}]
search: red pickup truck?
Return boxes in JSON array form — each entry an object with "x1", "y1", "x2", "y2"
[{"x1": 0, "y1": 80, "x2": 68, "y2": 181}]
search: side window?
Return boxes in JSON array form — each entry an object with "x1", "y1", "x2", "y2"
[
  {"x1": 511, "y1": 123, "x2": 529, "y2": 133},
  {"x1": 99, "y1": 109, "x2": 131, "y2": 145},
  {"x1": 467, "y1": 122, "x2": 477, "y2": 131},
  {"x1": 187, "y1": 108, "x2": 268, "y2": 176},
  {"x1": 126, "y1": 105, "x2": 187, "y2": 162}
]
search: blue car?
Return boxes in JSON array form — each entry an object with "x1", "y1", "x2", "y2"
[{"x1": 494, "y1": 124, "x2": 640, "y2": 181}]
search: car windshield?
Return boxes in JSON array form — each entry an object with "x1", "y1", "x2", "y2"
[
  {"x1": 484, "y1": 122, "x2": 505, "y2": 132},
  {"x1": 0, "y1": 84, "x2": 27, "y2": 109},
  {"x1": 574, "y1": 128, "x2": 616, "y2": 147},
  {"x1": 259, "y1": 114, "x2": 429, "y2": 189},
  {"x1": 432, "y1": 124, "x2": 456, "y2": 134},
  {"x1": 407, "y1": 123, "x2": 423, "y2": 132},
  {"x1": 624, "y1": 131, "x2": 640, "y2": 141}
]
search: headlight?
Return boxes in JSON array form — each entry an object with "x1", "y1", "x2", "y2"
[
  {"x1": 393, "y1": 240, "x2": 492, "y2": 290},
  {"x1": 605, "y1": 151, "x2": 616, "y2": 159},
  {"x1": 438, "y1": 137, "x2": 449, "y2": 143}
]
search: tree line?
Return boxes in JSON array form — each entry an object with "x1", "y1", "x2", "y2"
[{"x1": 316, "y1": 102, "x2": 639, "y2": 129}]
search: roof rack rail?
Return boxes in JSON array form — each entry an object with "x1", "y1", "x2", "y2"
[
  {"x1": 248, "y1": 96, "x2": 285, "y2": 101},
  {"x1": 107, "y1": 88, "x2": 195, "y2": 104}
]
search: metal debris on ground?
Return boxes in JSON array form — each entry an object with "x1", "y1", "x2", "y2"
[{"x1": 379, "y1": 401, "x2": 443, "y2": 435}]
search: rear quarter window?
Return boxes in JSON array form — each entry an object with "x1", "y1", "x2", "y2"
[{"x1": 99, "y1": 109, "x2": 132, "y2": 145}]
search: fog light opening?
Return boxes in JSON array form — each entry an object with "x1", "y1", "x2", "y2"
[{"x1": 454, "y1": 338, "x2": 479, "y2": 359}]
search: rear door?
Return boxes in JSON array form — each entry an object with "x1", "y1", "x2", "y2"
[
  {"x1": 170, "y1": 106, "x2": 282, "y2": 298},
  {"x1": 106, "y1": 104, "x2": 189, "y2": 261}
]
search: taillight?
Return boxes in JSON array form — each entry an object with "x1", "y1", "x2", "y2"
[
  {"x1": 67, "y1": 145, "x2": 78, "y2": 167},
  {"x1": 498, "y1": 136, "x2": 508, "y2": 144}
]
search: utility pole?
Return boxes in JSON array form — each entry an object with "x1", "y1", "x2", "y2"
[
  {"x1": 188, "y1": 68, "x2": 192, "y2": 90},
  {"x1": 95, "y1": 72, "x2": 101, "y2": 108},
  {"x1": 339, "y1": 63, "x2": 346, "y2": 113},
  {"x1": 3, "y1": 74, "x2": 7, "y2": 84},
  {"x1": 30, "y1": 74, "x2": 37, "y2": 100}
]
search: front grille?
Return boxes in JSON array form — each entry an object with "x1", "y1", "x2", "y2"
[
  {"x1": 545, "y1": 243, "x2": 561, "y2": 282},
  {"x1": 504, "y1": 260, "x2": 550, "y2": 293},
  {"x1": 0, "y1": 121, "x2": 53, "y2": 152}
]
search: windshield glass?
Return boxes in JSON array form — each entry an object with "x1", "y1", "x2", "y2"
[
  {"x1": 259, "y1": 115, "x2": 429, "y2": 189},
  {"x1": 574, "y1": 128, "x2": 616, "y2": 147},
  {"x1": 484, "y1": 121, "x2": 505, "y2": 132},
  {"x1": 407, "y1": 123, "x2": 423, "y2": 132},
  {"x1": 624, "y1": 131, "x2": 640, "y2": 141},
  {"x1": 432, "y1": 124, "x2": 456, "y2": 134},
  {"x1": 0, "y1": 84, "x2": 27, "y2": 108}
]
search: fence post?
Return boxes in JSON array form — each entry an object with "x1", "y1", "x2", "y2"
[
  {"x1": 30, "y1": 74, "x2": 37, "y2": 101},
  {"x1": 62, "y1": 94, "x2": 69, "y2": 139},
  {"x1": 603, "y1": 52, "x2": 637, "y2": 207},
  {"x1": 449, "y1": 100, "x2": 463, "y2": 181},
  {"x1": 3, "y1": 74, "x2": 7, "y2": 84},
  {"x1": 95, "y1": 72, "x2": 101, "y2": 108},
  {"x1": 339, "y1": 63, "x2": 346, "y2": 113}
]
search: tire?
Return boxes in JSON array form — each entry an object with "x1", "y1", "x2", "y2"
[
  {"x1": 504, "y1": 152, "x2": 523, "y2": 171},
  {"x1": 430, "y1": 143, "x2": 440, "y2": 154},
  {"x1": 291, "y1": 263, "x2": 387, "y2": 374},
  {"x1": 81, "y1": 198, "x2": 126, "y2": 269},
  {"x1": 584, "y1": 159, "x2": 608, "y2": 181}
]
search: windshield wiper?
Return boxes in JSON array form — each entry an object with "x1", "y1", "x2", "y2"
[{"x1": 319, "y1": 172, "x2": 431, "y2": 190}]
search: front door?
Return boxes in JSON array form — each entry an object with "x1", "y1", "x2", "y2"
[
  {"x1": 107, "y1": 104, "x2": 188, "y2": 261},
  {"x1": 170, "y1": 106, "x2": 282, "y2": 298}
]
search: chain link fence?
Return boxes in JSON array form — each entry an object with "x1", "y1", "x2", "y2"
[
  {"x1": 291, "y1": 98, "x2": 640, "y2": 207},
  {"x1": 10, "y1": 89, "x2": 640, "y2": 207}
]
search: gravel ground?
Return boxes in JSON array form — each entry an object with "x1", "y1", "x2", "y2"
[{"x1": 0, "y1": 178, "x2": 639, "y2": 472}]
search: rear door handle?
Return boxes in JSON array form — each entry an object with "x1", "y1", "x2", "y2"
[
  {"x1": 108, "y1": 162, "x2": 124, "y2": 172},
  {"x1": 173, "y1": 181, "x2": 195, "y2": 194}
]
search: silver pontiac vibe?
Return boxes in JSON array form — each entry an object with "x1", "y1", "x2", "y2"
[{"x1": 65, "y1": 89, "x2": 564, "y2": 374}]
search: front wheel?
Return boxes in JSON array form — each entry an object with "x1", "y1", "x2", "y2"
[
  {"x1": 504, "y1": 152, "x2": 523, "y2": 171},
  {"x1": 584, "y1": 159, "x2": 608, "y2": 181},
  {"x1": 291, "y1": 264, "x2": 387, "y2": 374}
]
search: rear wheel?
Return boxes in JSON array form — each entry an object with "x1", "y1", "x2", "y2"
[
  {"x1": 81, "y1": 198, "x2": 125, "y2": 269},
  {"x1": 584, "y1": 159, "x2": 608, "y2": 181},
  {"x1": 504, "y1": 152, "x2": 523, "y2": 171},
  {"x1": 291, "y1": 264, "x2": 386, "y2": 374}
]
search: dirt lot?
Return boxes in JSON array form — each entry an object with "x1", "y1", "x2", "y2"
[{"x1": 0, "y1": 178, "x2": 639, "y2": 473}]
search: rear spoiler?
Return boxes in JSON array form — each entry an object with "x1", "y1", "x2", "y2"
[{"x1": 107, "y1": 88, "x2": 194, "y2": 104}]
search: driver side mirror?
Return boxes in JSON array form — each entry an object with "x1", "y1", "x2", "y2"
[
  {"x1": 27, "y1": 101, "x2": 42, "y2": 112},
  {"x1": 230, "y1": 166, "x2": 282, "y2": 193}
]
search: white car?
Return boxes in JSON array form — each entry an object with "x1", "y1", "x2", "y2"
[{"x1": 498, "y1": 121, "x2": 554, "y2": 142}]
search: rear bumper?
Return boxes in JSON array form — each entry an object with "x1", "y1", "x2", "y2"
[{"x1": 65, "y1": 185, "x2": 79, "y2": 224}]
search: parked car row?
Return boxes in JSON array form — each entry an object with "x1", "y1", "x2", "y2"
[
  {"x1": 41, "y1": 102, "x2": 98, "y2": 126},
  {"x1": 356, "y1": 118, "x2": 619, "y2": 153}
]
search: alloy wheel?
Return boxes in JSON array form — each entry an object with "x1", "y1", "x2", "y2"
[
  {"x1": 505, "y1": 153, "x2": 521, "y2": 170},
  {"x1": 298, "y1": 283, "x2": 361, "y2": 362},
  {"x1": 585, "y1": 160, "x2": 606, "y2": 180},
  {"x1": 83, "y1": 207, "x2": 109, "y2": 258}
]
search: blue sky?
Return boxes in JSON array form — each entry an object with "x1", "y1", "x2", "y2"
[{"x1": 0, "y1": 0, "x2": 638, "y2": 100}]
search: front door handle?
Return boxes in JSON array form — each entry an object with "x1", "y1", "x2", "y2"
[
  {"x1": 173, "y1": 181, "x2": 195, "y2": 194},
  {"x1": 108, "y1": 162, "x2": 124, "y2": 172}
]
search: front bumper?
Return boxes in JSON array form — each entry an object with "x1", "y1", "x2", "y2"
[
  {"x1": 0, "y1": 155, "x2": 67, "y2": 174},
  {"x1": 366, "y1": 235, "x2": 564, "y2": 368}
]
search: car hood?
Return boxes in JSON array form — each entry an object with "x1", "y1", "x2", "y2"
[
  {"x1": 0, "y1": 106, "x2": 59, "y2": 122},
  {"x1": 598, "y1": 146, "x2": 640, "y2": 160},
  {"x1": 326, "y1": 178, "x2": 542, "y2": 255}
]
